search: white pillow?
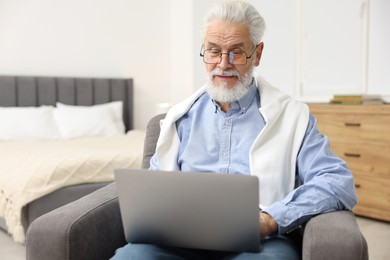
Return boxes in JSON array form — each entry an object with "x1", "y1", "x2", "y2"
[
  {"x1": 54, "y1": 101, "x2": 125, "y2": 139},
  {"x1": 0, "y1": 106, "x2": 60, "y2": 140}
]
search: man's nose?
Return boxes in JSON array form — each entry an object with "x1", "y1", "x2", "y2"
[{"x1": 218, "y1": 53, "x2": 233, "y2": 70}]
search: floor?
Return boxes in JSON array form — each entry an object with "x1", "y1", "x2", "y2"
[{"x1": 0, "y1": 217, "x2": 389, "y2": 260}]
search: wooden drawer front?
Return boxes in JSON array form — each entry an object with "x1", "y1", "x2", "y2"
[
  {"x1": 352, "y1": 175, "x2": 390, "y2": 221},
  {"x1": 353, "y1": 205, "x2": 390, "y2": 222},
  {"x1": 330, "y1": 144, "x2": 390, "y2": 177},
  {"x1": 314, "y1": 114, "x2": 390, "y2": 145}
]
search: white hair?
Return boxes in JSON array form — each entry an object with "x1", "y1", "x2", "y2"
[{"x1": 202, "y1": 1, "x2": 266, "y2": 46}]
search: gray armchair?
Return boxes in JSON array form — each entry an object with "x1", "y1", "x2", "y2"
[{"x1": 26, "y1": 114, "x2": 368, "y2": 260}]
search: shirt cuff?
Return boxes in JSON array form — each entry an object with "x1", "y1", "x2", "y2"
[{"x1": 263, "y1": 201, "x2": 312, "y2": 235}]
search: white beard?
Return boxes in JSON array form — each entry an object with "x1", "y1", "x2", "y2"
[{"x1": 206, "y1": 65, "x2": 255, "y2": 103}]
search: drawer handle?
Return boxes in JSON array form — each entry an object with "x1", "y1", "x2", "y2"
[
  {"x1": 344, "y1": 153, "x2": 361, "y2": 158},
  {"x1": 355, "y1": 184, "x2": 361, "y2": 188},
  {"x1": 344, "y1": 122, "x2": 361, "y2": 127}
]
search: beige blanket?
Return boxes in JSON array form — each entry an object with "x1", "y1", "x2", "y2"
[{"x1": 0, "y1": 130, "x2": 145, "y2": 243}]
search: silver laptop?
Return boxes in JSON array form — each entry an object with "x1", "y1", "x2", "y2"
[{"x1": 115, "y1": 169, "x2": 261, "y2": 253}]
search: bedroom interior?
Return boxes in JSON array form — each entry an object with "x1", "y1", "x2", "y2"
[
  {"x1": 0, "y1": 75, "x2": 145, "y2": 243},
  {"x1": 0, "y1": 0, "x2": 389, "y2": 259}
]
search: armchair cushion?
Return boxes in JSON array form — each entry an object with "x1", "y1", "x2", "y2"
[{"x1": 142, "y1": 113, "x2": 165, "y2": 169}]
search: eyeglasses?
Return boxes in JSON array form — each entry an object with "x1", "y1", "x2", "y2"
[{"x1": 200, "y1": 44, "x2": 258, "y2": 65}]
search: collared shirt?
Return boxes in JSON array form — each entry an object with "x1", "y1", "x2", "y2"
[
  {"x1": 176, "y1": 81, "x2": 263, "y2": 174},
  {"x1": 149, "y1": 81, "x2": 357, "y2": 234}
]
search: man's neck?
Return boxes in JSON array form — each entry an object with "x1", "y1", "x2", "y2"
[{"x1": 218, "y1": 102, "x2": 232, "y2": 112}]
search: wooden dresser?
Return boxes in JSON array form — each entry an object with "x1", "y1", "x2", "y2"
[{"x1": 308, "y1": 104, "x2": 390, "y2": 222}]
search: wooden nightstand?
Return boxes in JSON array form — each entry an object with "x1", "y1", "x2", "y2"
[{"x1": 308, "y1": 104, "x2": 390, "y2": 222}]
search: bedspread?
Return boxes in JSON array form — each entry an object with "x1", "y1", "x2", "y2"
[{"x1": 0, "y1": 130, "x2": 145, "y2": 243}]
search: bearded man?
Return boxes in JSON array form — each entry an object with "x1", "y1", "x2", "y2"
[{"x1": 111, "y1": 1, "x2": 356, "y2": 259}]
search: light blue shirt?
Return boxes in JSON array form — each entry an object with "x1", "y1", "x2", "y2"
[{"x1": 149, "y1": 81, "x2": 357, "y2": 234}]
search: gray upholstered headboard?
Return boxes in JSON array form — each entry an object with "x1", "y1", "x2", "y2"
[{"x1": 0, "y1": 76, "x2": 133, "y2": 130}]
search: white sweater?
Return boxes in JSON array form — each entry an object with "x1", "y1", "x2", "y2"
[{"x1": 155, "y1": 77, "x2": 309, "y2": 208}]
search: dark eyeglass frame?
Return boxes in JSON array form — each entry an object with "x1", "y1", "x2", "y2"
[{"x1": 199, "y1": 44, "x2": 259, "y2": 65}]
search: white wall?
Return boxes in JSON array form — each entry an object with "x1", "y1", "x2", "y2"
[
  {"x1": 0, "y1": 0, "x2": 184, "y2": 129},
  {"x1": 368, "y1": 0, "x2": 390, "y2": 94},
  {"x1": 0, "y1": 0, "x2": 389, "y2": 129},
  {"x1": 192, "y1": 0, "x2": 390, "y2": 101}
]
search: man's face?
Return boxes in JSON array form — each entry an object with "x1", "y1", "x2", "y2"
[{"x1": 203, "y1": 19, "x2": 263, "y2": 90}]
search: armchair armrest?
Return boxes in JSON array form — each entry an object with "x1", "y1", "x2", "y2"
[
  {"x1": 26, "y1": 183, "x2": 126, "y2": 260},
  {"x1": 302, "y1": 210, "x2": 368, "y2": 260}
]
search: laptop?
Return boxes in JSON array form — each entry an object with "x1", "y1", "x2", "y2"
[{"x1": 114, "y1": 169, "x2": 261, "y2": 253}]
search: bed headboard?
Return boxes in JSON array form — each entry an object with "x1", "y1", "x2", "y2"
[{"x1": 0, "y1": 76, "x2": 134, "y2": 130}]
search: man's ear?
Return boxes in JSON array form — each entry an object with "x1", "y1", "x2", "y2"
[{"x1": 255, "y1": 42, "x2": 264, "y2": 66}]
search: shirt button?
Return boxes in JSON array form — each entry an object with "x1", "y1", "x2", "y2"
[{"x1": 284, "y1": 219, "x2": 289, "y2": 225}]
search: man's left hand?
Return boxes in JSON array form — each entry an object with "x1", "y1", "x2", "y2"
[{"x1": 259, "y1": 212, "x2": 278, "y2": 238}]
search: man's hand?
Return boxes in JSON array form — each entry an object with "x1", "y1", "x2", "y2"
[{"x1": 259, "y1": 212, "x2": 278, "y2": 238}]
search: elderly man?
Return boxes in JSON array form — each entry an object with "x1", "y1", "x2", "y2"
[{"x1": 112, "y1": 1, "x2": 356, "y2": 259}]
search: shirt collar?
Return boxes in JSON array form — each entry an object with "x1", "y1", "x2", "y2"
[{"x1": 236, "y1": 78, "x2": 257, "y2": 113}]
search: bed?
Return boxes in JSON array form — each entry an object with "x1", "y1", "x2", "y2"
[{"x1": 0, "y1": 75, "x2": 145, "y2": 243}]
